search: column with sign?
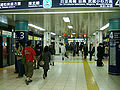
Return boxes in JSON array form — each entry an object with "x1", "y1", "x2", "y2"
[
  {"x1": 109, "y1": 19, "x2": 120, "y2": 74},
  {"x1": 15, "y1": 20, "x2": 28, "y2": 43}
]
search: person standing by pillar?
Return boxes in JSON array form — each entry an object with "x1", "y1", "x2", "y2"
[
  {"x1": 61, "y1": 43, "x2": 66, "y2": 60},
  {"x1": 21, "y1": 41, "x2": 37, "y2": 85},
  {"x1": 83, "y1": 44, "x2": 88, "y2": 59},
  {"x1": 49, "y1": 44, "x2": 55, "y2": 66},
  {"x1": 41, "y1": 46, "x2": 51, "y2": 79},
  {"x1": 97, "y1": 43, "x2": 104, "y2": 66},
  {"x1": 15, "y1": 40, "x2": 24, "y2": 78},
  {"x1": 89, "y1": 43, "x2": 95, "y2": 61}
]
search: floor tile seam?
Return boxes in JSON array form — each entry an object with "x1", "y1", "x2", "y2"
[
  {"x1": 76, "y1": 63, "x2": 87, "y2": 90},
  {"x1": 39, "y1": 66, "x2": 59, "y2": 90},
  {"x1": 89, "y1": 63, "x2": 108, "y2": 76},
  {"x1": 62, "y1": 68, "x2": 72, "y2": 90},
  {"x1": 50, "y1": 65, "x2": 65, "y2": 90},
  {"x1": 75, "y1": 63, "x2": 82, "y2": 90}
]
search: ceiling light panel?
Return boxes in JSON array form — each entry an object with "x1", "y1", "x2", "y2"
[
  {"x1": 100, "y1": 23, "x2": 109, "y2": 30},
  {"x1": 63, "y1": 17, "x2": 70, "y2": 22},
  {"x1": 51, "y1": 32, "x2": 56, "y2": 35},
  {"x1": 68, "y1": 25, "x2": 73, "y2": 29},
  {"x1": 28, "y1": 24, "x2": 45, "y2": 31}
]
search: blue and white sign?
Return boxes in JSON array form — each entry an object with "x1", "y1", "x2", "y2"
[
  {"x1": 43, "y1": 0, "x2": 52, "y2": 8},
  {"x1": 59, "y1": 0, "x2": 113, "y2": 7},
  {"x1": 28, "y1": 1, "x2": 42, "y2": 7},
  {"x1": 0, "y1": 0, "x2": 119, "y2": 10},
  {"x1": 15, "y1": 31, "x2": 28, "y2": 42},
  {"x1": 109, "y1": 19, "x2": 120, "y2": 74},
  {"x1": 0, "y1": 2, "x2": 21, "y2": 9}
]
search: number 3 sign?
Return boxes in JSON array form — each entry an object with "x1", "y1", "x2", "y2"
[{"x1": 15, "y1": 31, "x2": 28, "y2": 42}]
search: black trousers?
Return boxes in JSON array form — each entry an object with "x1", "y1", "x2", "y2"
[
  {"x1": 44, "y1": 69, "x2": 48, "y2": 77},
  {"x1": 90, "y1": 53, "x2": 93, "y2": 60}
]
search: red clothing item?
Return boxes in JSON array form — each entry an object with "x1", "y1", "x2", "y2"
[{"x1": 21, "y1": 46, "x2": 36, "y2": 62}]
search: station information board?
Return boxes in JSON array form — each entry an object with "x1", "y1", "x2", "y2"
[{"x1": 0, "y1": 0, "x2": 119, "y2": 10}]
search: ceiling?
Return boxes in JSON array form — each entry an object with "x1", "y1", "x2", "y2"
[{"x1": 0, "y1": 7, "x2": 120, "y2": 37}]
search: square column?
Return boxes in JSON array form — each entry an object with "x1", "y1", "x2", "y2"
[
  {"x1": 44, "y1": 32, "x2": 51, "y2": 47},
  {"x1": 55, "y1": 36, "x2": 60, "y2": 54}
]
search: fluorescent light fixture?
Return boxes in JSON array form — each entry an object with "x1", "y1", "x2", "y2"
[
  {"x1": 68, "y1": 25, "x2": 73, "y2": 29},
  {"x1": 93, "y1": 33, "x2": 96, "y2": 35},
  {"x1": 28, "y1": 24, "x2": 45, "y2": 31},
  {"x1": 1, "y1": 10, "x2": 117, "y2": 14},
  {"x1": 63, "y1": 17, "x2": 70, "y2": 22},
  {"x1": 100, "y1": 23, "x2": 109, "y2": 30},
  {"x1": 72, "y1": 33, "x2": 76, "y2": 34},
  {"x1": 51, "y1": 32, "x2": 56, "y2": 35}
]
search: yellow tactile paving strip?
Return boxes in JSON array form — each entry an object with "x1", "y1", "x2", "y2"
[
  {"x1": 83, "y1": 59, "x2": 99, "y2": 90},
  {"x1": 55, "y1": 61, "x2": 108, "y2": 64},
  {"x1": 55, "y1": 61, "x2": 83, "y2": 63},
  {"x1": 0, "y1": 68, "x2": 6, "y2": 72}
]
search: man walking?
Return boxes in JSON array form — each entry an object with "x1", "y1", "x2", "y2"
[
  {"x1": 21, "y1": 41, "x2": 37, "y2": 85},
  {"x1": 61, "y1": 43, "x2": 66, "y2": 60}
]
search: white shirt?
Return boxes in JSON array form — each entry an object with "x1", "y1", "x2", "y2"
[{"x1": 61, "y1": 45, "x2": 66, "y2": 54}]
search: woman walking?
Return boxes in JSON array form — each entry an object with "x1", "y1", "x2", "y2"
[{"x1": 41, "y1": 46, "x2": 51, "y2": 79}]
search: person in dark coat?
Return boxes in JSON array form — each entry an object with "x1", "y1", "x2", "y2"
[
  {"x1": 49, "y1": 44, "x2": 55, "y2": 66},
  {"x1": 35, "y1": 44, "x2": 43, "y2": 69},
  {"x1": 89, "y1": 43, "x2": 95, "y2": 61},
  {"x1": 83, "y1": 44, "x2": 88, "y2": 59},
  {"x1": 79, "y1": 43, "x2": 84, "y2": 55},
  {"x1": 41, "y1": 46, "x2": 51, "y2": 79},
  {"x1": 97, "y1": 43, "x2": 104, "y2": 66}
]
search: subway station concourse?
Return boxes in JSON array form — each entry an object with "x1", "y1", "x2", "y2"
[{"x1": 0, "y1": 0, "x2": 120, "y2": 90}]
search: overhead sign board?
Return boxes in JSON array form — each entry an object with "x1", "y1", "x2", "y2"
[{"x1": 0, "y1": 0, "x2": 119, "y2": 10}]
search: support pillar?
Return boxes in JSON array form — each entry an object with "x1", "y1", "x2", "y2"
[
  {"x1": 55, "y1": 36, "x2": 60, "y2": 54},
  {"x1": 109, "y1": 19, "x2": 120, "y2": 74},
  {"x1": 15, "y1": 20, "x2": 28, "y2": 45},
  {"x1": 44, "y1": 32, "x2": 51, "y2": 47}
]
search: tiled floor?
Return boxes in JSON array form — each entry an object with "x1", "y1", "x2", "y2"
[{"x1": 0, "y1": 52, "x2": 120, "y2": 90}]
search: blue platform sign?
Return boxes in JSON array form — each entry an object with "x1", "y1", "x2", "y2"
[
  {"x1": 15, "y1": 20, "x2": 28, "y2": 42},
  {"x1": 15, "y1": 31, "x2": 28, "y2": 42},
  {"x1": 109, "y1": 19, "x2": 120, "y2": 74},
  {"x1": 0, "y1": 0, "x2": 119, "y2": 10}
]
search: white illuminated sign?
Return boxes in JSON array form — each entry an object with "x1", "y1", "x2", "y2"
[
  {"x1": 37, "y1": 37, "x2": 42, "y2": 40},
  {"x1": 60, "y1": 0, "x2": 113, "y2": 7},
  {"x1": 0, "y1": 2, "x2": 21, "y2": 9},
  {"x1": 2, "y1": 30, "x2": 12, "y2": 37},
  {"x1": 115, "y1": 0, "x2": 119, "y2": 6},
  {"x1": 28, "y1": 1, "x2": 42, "y2": 7},
  {"x1": 0, "y1": 0, "x2": 119, "y2": 10}
]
